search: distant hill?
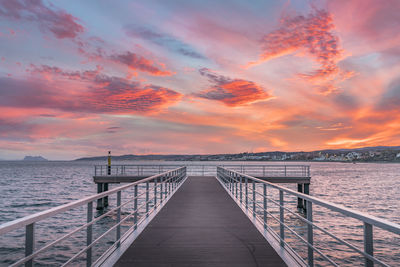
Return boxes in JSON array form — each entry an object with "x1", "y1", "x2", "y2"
[
  {"x1": 75, "y1": 145, "x2": 400, "y2": 162},
  {"x1": 23, "y1": 156, "x2": 48, "y2": 161},
  {"x1": 75, "y1": 154, "x2": 201, "y2": 161}
]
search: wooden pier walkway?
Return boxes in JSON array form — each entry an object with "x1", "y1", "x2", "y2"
[{"x1": 115, "y1": 176, "x2": 286, "y2": 267}]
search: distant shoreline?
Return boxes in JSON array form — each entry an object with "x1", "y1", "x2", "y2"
[{"x1": 1, "y1": 159, "x2": 400, "y2": 164}]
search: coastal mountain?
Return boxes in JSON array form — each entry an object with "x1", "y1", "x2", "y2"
[
  {"x1": 23, "y1": 156, "x2": 48, "y2": 161},
  {"x1": 75, "y1": 145, "x2": 400, "y2": 162}
]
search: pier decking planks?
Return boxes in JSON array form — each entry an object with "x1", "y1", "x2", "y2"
[{"x1": 115, "y1": 176, "x2": 286, "y2": 267}]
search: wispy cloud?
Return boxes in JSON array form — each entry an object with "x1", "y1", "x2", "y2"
[{"x1": 124, "y1": 25, "x2": 206, "y2": 60}]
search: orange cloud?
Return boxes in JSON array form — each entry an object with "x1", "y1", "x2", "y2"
[{"x1": 196, "y1": 68, "x2": 272, "y2": 106}]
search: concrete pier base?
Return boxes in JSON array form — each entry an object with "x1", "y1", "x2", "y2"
[
  {"x1": 104, "y1": 183, "x2": 109, "y2": 207},
  {"x1": 97, "y1": 183, "x2": 104, "y2": 210},
  {"x1": 96, "y1": 183, "x2": 109, "y2": 210},
  {"x1": 297, "y1": 183, "x2": 303, "y2": 210},
  {"x1": 303, "y1": 183, "x2": 309, "y2": 212},
  {"x1": 297, "y1": 183, "x2": 310, "y2": 212}
]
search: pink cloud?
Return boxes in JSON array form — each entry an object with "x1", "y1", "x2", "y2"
[
  {"x1": 0, "y1": 0, "x2": 84, "y2": 39},
  {"x1": 110, "y1": 51, "x2": 173, "y2": 76},
  {"x1": 196, "y1": 68, "x2": 272, "y2": 106},
  {"x1": 1, "y1": 65, "x2": 182, "y2": 114},
  {"x1": 247, "y1": 9, "x2": 353, "y2": 93}
]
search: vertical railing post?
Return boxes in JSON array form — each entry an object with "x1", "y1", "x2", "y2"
[
  {"x1": 230, "y1": 173, "x2": 233, "y2": 193},
  {"x1": 168, "y1": 173, "x2": 171, "y2": 195},
  {"x1": 116, "y1": 191, "x2": 121, "y2": 247},
  {"x1": 364, "y1": 222, "x2": 374, "y2": 267},
  {"x1": 252, "y1": 180, "x2": 256, "y2": 217},
  {"x1": 170, "y1": 172, "x2": 174, "y2": 191},
  {"x1": 245, "y1": 177, "x2": 248, "y2": 209},
  {"x1": 173, "y1": 172, "x2": 177, "y2": 190},
  {"x1": 263, "y1": 184, "x2": 267, "y2": 230},
  {"x1": 263, "y1": 166, "x2": 265, "y2": 177},
  {"x1": 86, "y1": 202, "x2": 93, "y2": 267},
  {"x1": 25, "y1": 223, "x2": 35, "y2": 267},
  {"x1": 279, "y1": 190, "x2": 285, "y2": 247},
  {"x1": 146, "y1": 181, "x2": 149, "y2": 217},
  {"x1": 165, "y1": 174, "x2": 168, "y2": 196},
  {"x1": 307, "y1": 201, "x2": 314, "y2": 267},
  {"x1": 240, "y1": 176, "x2": 243, "y2": 204},
  {"x1": 154, "y1": 178, "x2": 158, "y2": 207},
  {"x1": 160, "y1": 176, "x2": 163, "y2": 203},
  {"x1": 235, "y1": 173, "x2": 238, "y2": 198},
  {"x1": 284, "y1": 165, "x2": 287, "y2": 176},
  {"x1": 134, "y1": 185, "x2": 138, "y2": 230}
]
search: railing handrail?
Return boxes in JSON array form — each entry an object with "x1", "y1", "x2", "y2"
[
  {"x1": 93, "y1": 164, "x2": 310, "y2": 167},
  {"x1": 0, "y1": 166, "x2": 185, "y2": 235},
  {"x1": 218, "y1": 166, "x2": 400, "y2": 235},
  {"x1": 93, "y1": 164, "x2": 310, "y2": 178}
]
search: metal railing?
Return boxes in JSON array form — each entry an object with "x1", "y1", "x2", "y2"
[
  {"x1": 94, "y1": 164, "x2": 183, "y2": 176},
  {"x1": 217, "y1": 166, "x2": 400, "y2": 267},
  {"x1": 221, "y1": 164, "x2": 310, "y2": 178},
  {"x1": 0, "y1": 167, "x2": 187, "y2": 267},
  {"x1": 94, "y1": 164, "x2": 310, "y2": 178}
]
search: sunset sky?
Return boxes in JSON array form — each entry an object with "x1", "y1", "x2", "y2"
[{"x1": 0, "y1": 0, "x2": 399, "y2": 160}]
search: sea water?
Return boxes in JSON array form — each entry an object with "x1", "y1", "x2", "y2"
[{"x1": 0, "y1": 161, "x2": 399, "y2": 266}]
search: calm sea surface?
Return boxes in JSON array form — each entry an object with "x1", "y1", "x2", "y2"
[{"x1": 0, "y1": 161, "x2": 399, "y2": 266}]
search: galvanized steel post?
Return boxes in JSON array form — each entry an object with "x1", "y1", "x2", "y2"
[
  {"x1": 134, "y1": 185, "x2": 138, "y2": 230},
  {"x1": 279, "y1": 190, "x2": 285, "y2": 247},
  {"x1": 116, "y1": 191, "x2": 121, "y2": 247},
  {"x1": 364, "y1": 222, "x2": 374, "y2": 267},
  {"x1": 307, "y1": 201, "x2": 314, "y2": 267},
  {"x1": 146, "y1": 181, "x2": 149, "y2": 217},
  {"x1": 245, "y1": 177, "x2": 248, "y2": 209},
  {"x1": 25, "y1": 223, "x2": 35, "y2": 267},
  {"x1": 263, "y1": 184, "x2": 267, "y2": 229},
  {"x1": 252, "y1": 180, "x2": 256, "y2": 216},
  {"x1": 86, "y1": 202, "x2": 93, "y2": 267}
]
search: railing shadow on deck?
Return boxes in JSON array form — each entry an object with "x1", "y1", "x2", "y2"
[
  {"x1": 0, "y1": 167, "x2": 187, "y2": 267},
  {"x1": 217, "y1": 166, "x2": 400, "y2": 267}
]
